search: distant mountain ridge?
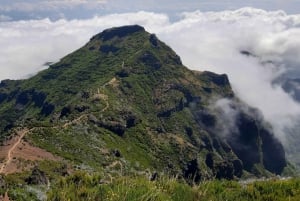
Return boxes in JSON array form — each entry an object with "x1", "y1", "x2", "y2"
[{"x1": 0, "y1": 25, "x2": 287, "y2": 182}]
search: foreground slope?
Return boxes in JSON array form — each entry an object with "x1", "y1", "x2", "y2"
[{"x1": 0, "y1": 25, "x2": 287, "y2": 181}]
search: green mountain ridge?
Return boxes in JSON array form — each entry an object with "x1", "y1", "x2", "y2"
[{"x1": 0, "y1": 25, "x2": 287, "y2": 185}]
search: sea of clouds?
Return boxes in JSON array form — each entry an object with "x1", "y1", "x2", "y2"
[{"x1": 1, "y1": 7, "x2": 300, "y2": 163}]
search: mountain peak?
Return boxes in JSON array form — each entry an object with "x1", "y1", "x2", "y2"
[
  {"x1": 91, "y1": 25, "x2": 145, "y2": 41},
  {"x1": 0, "y1": 25, "x2": 288, "y2": 183}
]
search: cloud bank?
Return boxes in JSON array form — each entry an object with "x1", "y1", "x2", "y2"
[
  {"x1": 1, "y1": 7, "x2": 300, "y2": 163},
  {"x1": 157, "y1": 8, "x2": 300, "y2": 144}
]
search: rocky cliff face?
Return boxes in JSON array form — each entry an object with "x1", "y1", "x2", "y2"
[{"x1": 0, "y1": 25, "x2": 287, "y2": 181}]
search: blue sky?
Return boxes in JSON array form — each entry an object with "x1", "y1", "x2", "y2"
[{"x1": 0, "y1": 0, "x2": 300, "y2": 21}]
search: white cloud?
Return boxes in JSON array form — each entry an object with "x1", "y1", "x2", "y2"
[
  {"x1": 1, "y1": 7, "x2": 300, "y2": 163},
  {"x1": 154, "y1": 8, "x2": 300, "y2": 142}
]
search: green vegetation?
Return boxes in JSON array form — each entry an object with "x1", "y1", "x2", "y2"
[
  {"x1": 46, "y1": 172, "x2": 300, "y2": 201},
  {"x1": 3, "y1": 168, "x2": 300, "y2": 201}
]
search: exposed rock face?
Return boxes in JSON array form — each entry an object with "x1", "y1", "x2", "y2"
[
  {"x1": 232, "y1": 159, "x2": 243, "y2": 177},
  {"x1": 15, "y1": 89, "x2": 47, "y2": 107},
  {"x1": 261, "y1": 129, "x2": 286, "y2": 174},
  {"x1": 41, "y1": 102, "x2": 55, "y2": 116},
  {"x1": 139, "y1": 51, "x2": 162, "y2": 70},
  {"x1": 112, "y1": 149, "x2": 122, "y2": 157},
  {"x1": 202, "y1": 71, "x2": 230, "y2": 87},
  {"x1": 92, "y1": 25, "x2": 145, "y2": 41},
  {"x1": 149, "y1": 34, "x2": 159, "y2": 47},
  {"x1": 205, "y1": 153, "x2": 243, "y2": 179},
  {"x1": 202, "y1": 99, "x2": 288, "y2": 176},
  {"x1": 26, "y1": 167, "x2": 48, "y2": 185},
  {"x1": 99, "y1": 45, "x2": 119, "y2": 54},
  {"x1": 184, "y1": 159, "x2": 201, "y2": 183},
  {"x1": 60, "y1": 106, "x2": 72, "y2": 118},
  {"x1": 88, "y1": 115, "x2": 126, "y2": 136},
  {"x1": 32, "y1": 91, "x2": 47, "y2": 107},
  {"x1": 230, "y1": 112, "x2": 262, "y2": 171},
  {"x1": 0, "y1": 93, "x2": 7, "y2": 104},
  {"x1": 214, "y1": 161, "x2": 234, "y2": 180},
  {"x1": 193, "y1": 93, "x2": 287, "y2": 177},
  {"x1": 230, "y1": 112, "x2": 286, "y2": 174}
]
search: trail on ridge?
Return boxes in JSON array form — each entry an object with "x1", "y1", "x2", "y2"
[
  {"x1": 0, "y1": 129, "x2": 30, "y2": 174},
  {"x1": 0, "y1": 78, "x2": 113, "y2": 175}
]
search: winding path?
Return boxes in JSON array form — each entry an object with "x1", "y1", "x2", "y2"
[
  {"x1": 0, "y1": 79, "x2": 113, "y2": 174},
  {"x1": 0, "y1": 129, "x2": 30, "y2": 174},
  {"x1": 0, "y1": 78, "x2": 114, "y2": 200}
]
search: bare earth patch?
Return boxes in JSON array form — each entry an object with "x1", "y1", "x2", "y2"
[{"x1": 0, "y1": 129, "x2": 60, "y2": 174}]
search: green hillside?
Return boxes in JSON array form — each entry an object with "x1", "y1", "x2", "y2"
[{"x1": 0, "y1": 25, "x2": 291, "y2": 199}]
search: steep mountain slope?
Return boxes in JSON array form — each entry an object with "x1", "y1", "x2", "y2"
[
  {"x1": 0, "y1": 25, "x2": 287, "y2": 182},
  {"x1": 240, "y1": 50, "x2": 300, "y2": 169}
]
